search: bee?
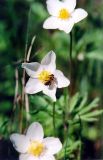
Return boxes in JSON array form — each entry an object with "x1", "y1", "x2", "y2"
[{"x1": 44, "y1": 74, "x2": 54, "y2": 86}]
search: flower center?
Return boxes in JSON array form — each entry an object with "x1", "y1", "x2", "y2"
[
  {"x1": 28, "y1": 141, "x2": 44, "y2": 157},
  {"x1": 58, "y1": 8, "x2": 71, "y2": 20},
  {"x1": 38, "y1": 70, "x2": 54, "y2": 85}
]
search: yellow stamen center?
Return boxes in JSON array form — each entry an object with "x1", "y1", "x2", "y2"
[
  {"x1": 58, "y1": 8, "x2": 71, "y2": 20},
  {"x1": 38, "y1": 70, "x2": 54, "y2": 85},
  {"x1": 28, "y1": 141, "x2": 44, "y2": 157}
]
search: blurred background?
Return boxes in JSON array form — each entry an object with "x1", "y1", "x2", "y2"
[{"x1": 0, "y1": 0, "x2": 103, "y2": 159}]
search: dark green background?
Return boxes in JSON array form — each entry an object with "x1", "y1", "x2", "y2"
[{"x1": 0, "y1": 0, "x2": 103, "y2": 159}]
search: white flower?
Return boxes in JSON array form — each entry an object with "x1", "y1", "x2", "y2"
[
  {"x1": 10, "y1": 122, "x2": 62, "y2": 160},
  {"x1": 43, "y1": 0, "x2": 88, "y2": 33},
  {"x1": 22, "y1": 51, "x2": 70, "y2": 101}
]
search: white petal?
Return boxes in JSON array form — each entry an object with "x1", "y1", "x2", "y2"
[
  {"x1": 19, "y1": 154, "x2": 38, "y2": 160},
  {"x1": 26, "y1": 122, "x2": 44, "y2": 141},
  {"x1": 22, "y1": 62, "x2": 41, "y2": 78},
  {"x1": 43, "y1": 16, "x2": 60, "y2": 30},
  {"x1": 43, "y1": 16, "x2": 74, "y2": 34},
  {"x1": 10, "y1": 134, "x2": 30, "y2": 153},
  {"x1": 58, "y1": 18, "x2": 74, "y2": 33},
  {"x1": 72, "y1": 8, "x2": 88, "y2": 23},
  {"x1": 41, "y1": 51, "x2": 56, "y2": 72},
  {"x1": 43, "y1": 86, "x2": 56, "y2": 102},
  {"x1": 25, "y1": 78, "x2": 43, "y2": 94},
  {"x1": 63, "y1": 0, "x2": 76, "y2": 13},
  {"x1": 46, "y1": 0, "x2": 63, "y2": 16},
  {"x1": 40, "y1": 154, "x2": 55, "y2": 160},
  {"x1": 54, "y1": 70, "x2": 70, "y2": 88},
  {"x1": 43, "y1": 137, "x2": 62, "y2": 155}
]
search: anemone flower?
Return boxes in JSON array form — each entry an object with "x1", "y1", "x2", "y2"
[
  {"x1": 22, "y1": 51, "x2": 70, "y2": 101},
  {"x1": 10, "y1": 122, "x2": 62, "y2": 160},
  {"x1": 43, "y1": 0, "x2": 88, "y2": 33}
]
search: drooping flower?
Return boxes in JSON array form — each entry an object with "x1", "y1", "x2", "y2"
[
  {"x1": 10, "y1": 122, "x2": 62, "y2": 160},
  {"x1": 43, "y1": 0, "x2": 88, "y2": 33},
  {"x1": 22, "y1": 51, "x2": 70, "y2": 101}
]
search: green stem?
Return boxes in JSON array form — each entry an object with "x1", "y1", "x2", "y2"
[
  {"x1": 53, "y1": 102, "x2": 56, "y2": 136},
  {"x1": 78, "y1": 116, "x2": 82, "y2": 160},
  {"x1": 64, "y1": 31, "x2": 73, "y2": 160},
  {"x1": 69, "y1": 32, "x2": 73, "y2": 65},
  {"x1": 64, "y1": 123, "x2": 69, "y2": 160},
  {"x1": 63, "y1": 89, "x2": 68, "y2": 139},
  {"x1": 78, "y1": 142, "x2": 82, "y2": 160},
  {"x1": 69, "y1": 31, "x2": 73, "y2": 96}
]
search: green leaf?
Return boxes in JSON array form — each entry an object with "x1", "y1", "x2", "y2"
[
  {"x1": 78, "y1": 98, "x2": 99, "y2": 115},
  {"x1": 68, "y1": 140, "x2": 81, "y2": 152},
  {"x1": 75, "y1": 93, "x2": 88, "y2": 112},
  {"x1": 80, "y1": 117, "x2": 98, "y2": 122},
  {"x1": 69, "y1": 93, "x2": 80, "y2": 113},
  {"x1": 74, "y1": 109, "x2": 103, "y2": 122},
  {"x1": 60, "y1": 140, "x2": 81, "y2": 157},
  {"x1": 86, "y1": 50, "x2": 103, "y2": 61},
  {"x1": 81, "y1": 110, "x2": 103, "y2": 118},
  {"x1": 0, "y1": 120, "x2": 9, "y2": 128},
  {"x1": 31, "y1": 2, "x2": 47, "y2": 20},
  {"x1": 30, "y1": 95, "x2": 48, "y2": 107}
]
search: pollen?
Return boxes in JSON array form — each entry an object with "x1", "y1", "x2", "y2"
[
  {"x1": 38, "y1": 70, "x2": 54, "y2": 85},
  {"x1": 58, "y1": 8, "x2": 71, "y2": 20},
  {"x1": 28, "y1": 141, "x2": 44, "y2": 157}
]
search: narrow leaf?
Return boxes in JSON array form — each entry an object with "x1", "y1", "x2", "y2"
[
  {"x1": 69, "y1": 93, "x2": 80, "y2": 113},
  {"x1": 80, "y1": 117, "x2": 98, "y2": 122},
  {"x1": 76, "y1": 93, "x2": 88, "y2": 112},
  {"x1": 78, "y1": 98, "x2": 99, "y2": 115},
  {"x1": 81, "y1": 110, "x2": 103, "y2": 118}
]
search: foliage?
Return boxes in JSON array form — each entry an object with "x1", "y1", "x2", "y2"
[{"x1": 0, "y1": 0, "x2": 103, "y2": 159}]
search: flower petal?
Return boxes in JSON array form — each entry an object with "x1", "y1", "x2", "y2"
[
  {"x1": 10, "y1": 134, "x2": 30, "y2": 153},
  {"x1": 43, "y1": 86, "x2": 56, "y2": 102},
  {"x1": 41, "y1": 51, "x2": 56, "y2": 72},
  {"x1": 26, "y1": 122, "x2": 44, "y2": 141},
  {"x1": 25, "y1": 78, "x2": 43, "y2": 94},
  {"x1": 43, "y1": 137, "x2": 62, "y2": 155},
  {"x1": 43, "y1": 16, "x2": 60, "y2": 30},
  {"x1": 72, "y1": 8, "x2": 88, "y2": 23},
  {"x1": 63, "y1": 0, "x2": 76, "y2": 13},
  {"x1": 54, "y1": 70, "x2": 70, "y2": 88},
  {"x1": 22, "y1": 62, "x2": 41, "y2": 78},
  {"x1": 43, "y1": 16, "x2": 74, "y2": 34},
  {"x1": 40, "y1": 154, "x2": 55, "y2": 160},
  {"x1": 46, "y1": 0, "x2": 63, "y2": 16},
  {"x1": 58, "y1": 18, "x2": 74, "y2": 33},
  {"x1": 19, "y1": 154, "x2": 38, "y2": 160}
]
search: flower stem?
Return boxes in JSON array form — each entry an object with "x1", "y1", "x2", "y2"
[
  {"x1": 69, "y1": 32, "x2": 73, "y2": 64},
  {"x1": 78, "y1": 142, "x2": 82, "y2": 160},
  {"x1": 64, "y1": 31, "x2": 73, "y2": 159},
  {"x1": 64, "y1": 123, "x2": 69, "y2": 160},
  {"x1": 53, "y1": 102, "x2": 56, "y2": 136},
  {"x1": 78, "y1": 116, "x2": 82, "y2": 160},
  {"x1": 69, "y1": 31, "x2": 73, "y2": 96}
]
